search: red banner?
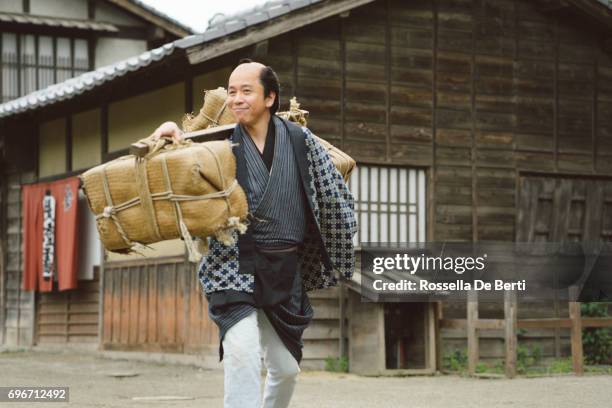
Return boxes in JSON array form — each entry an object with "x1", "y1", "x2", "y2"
[{"x1": 22, "y1": 177, "x2": 79, "y2": 292}]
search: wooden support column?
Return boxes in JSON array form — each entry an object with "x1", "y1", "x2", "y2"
[
  {"x1": 434, "y1": 301, "x2": 442, "y2": 371},
  {"x1": 569, "y1": 285, "x2": 584, "y2": 376},
  {"x1": 504, "y1": 290, "x2": 517, "y2": 378},
  {"x1": 339, "y1": 282, "x2": 347, "y2": 358},
  {"x1": 467, "y1": 290, "x2": 478, "y2": 376}
]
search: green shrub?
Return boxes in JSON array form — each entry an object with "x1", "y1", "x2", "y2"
[
  {"x1": 324, "y1": 356, "x2": 349, "y2": 373},
  {"x1": 581, "y1": 303, "x2": 612, "y2": 365},
  {"x1": 516, "y1": 345, "x2": 542, "y2": 374},
  {"x1": 548, "y1": 358, "x2": 573, "y2": 374},
  {"x1": 442, "y1": 349, "x2": 468, "y2": 372}
]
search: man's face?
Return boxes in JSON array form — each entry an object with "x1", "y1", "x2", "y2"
[{"x1": 227, "y1": 63, "x2": 275, "y2": 126}]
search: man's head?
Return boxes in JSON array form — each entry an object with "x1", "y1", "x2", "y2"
[{"x1": 227, "y1": 59, "x2": 280, "y2": 126}]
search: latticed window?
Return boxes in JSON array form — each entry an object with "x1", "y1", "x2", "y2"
[
  {"x1": 1, "y1": 33, "x2": 90, "y2": 102},
  {"x1": 348, "y1": 165, "x2": 427, "y2": 246}
]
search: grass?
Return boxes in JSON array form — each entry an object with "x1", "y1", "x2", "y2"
[
  {"x1": 443, "y1": 348, "x2": 612, "y2": 377},
  {"x1": 324, "y1": 356, "x2": 349, "y2": 373}
]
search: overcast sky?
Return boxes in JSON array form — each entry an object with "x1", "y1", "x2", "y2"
[{"x1": 141, "y1": 0, "x2": 269, "y2": 33}]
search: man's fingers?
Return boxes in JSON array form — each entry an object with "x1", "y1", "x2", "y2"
[{"x1": 150, "y1": 122, "x2": 181, "y2": 142}]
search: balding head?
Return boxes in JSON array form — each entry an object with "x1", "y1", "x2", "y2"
[
  {"x1": 226, "y1": 59, "x2": 280, "y2": 127},
  {"x1": 229, "y1": 59, "x2": 280, "y2": 114},
  {"x1": 231, "y1": 61, "x2": 266, "y2": 76}
]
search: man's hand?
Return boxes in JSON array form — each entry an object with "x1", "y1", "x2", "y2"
[{"x1": 150, "y1": 121, "x2": 184, "y2": 142}]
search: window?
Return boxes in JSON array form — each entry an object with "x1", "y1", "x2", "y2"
[
  {"x1": 348, "y1": 165, "x2": 427, "y2": 245},
  {"x1": 1, "y1": 33, "x2": 90, "y2": 102}
]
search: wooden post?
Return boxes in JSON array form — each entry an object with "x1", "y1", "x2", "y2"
[
  {"x1": 504, "y1": 290, "x2": 517, "y2": 378},
  {"x1": 97, "y1": 243, "x2": 105, "y2": 350},
  {"x1": 427, "y1": 303, "x2": 437, "y2": 372},
  {"x1": 434, "y1": 301, "x2": 442, "y2": 371},
  {"x1": 569, "y1": 285, "x2": 584, "y2": 375},
  {"x1": 467, "y1": 290, "x2": 478, "y2": 376},
  {"x1": 339, "y1": 282, "x2": 347, "y2": 358}
]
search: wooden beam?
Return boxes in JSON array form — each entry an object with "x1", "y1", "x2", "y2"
[
  {"x1": 129, "y1": 124, "x2": 235, "y2": 157},
  {"x1": 186, "y1": 0, "x2": 377, "y2": 66},
  {"x1": 504, "y1": 291, "x2": 517, "y2": 379},
  {"x1": 339, "y1": 283, "x2": 347, "y2": 358},
  {"x1": 537, "y1": 0, "x2": 571, "y2": 14},
  {"x1": 427, "y1": 303, "x2": 437, "y2": 372},
  {"x1": 467, "y1": 290, "x2": 478, "y2": 376},
  {"x1": 582, "y1": 317, "x2": 612, "y2": 328},
  {"x1": 0, "y1": 173, "x2": 6, "y2": 344},
  {"x1": 569, "y1": 286, "x2": 584, "y2": 376},
  {"x1": 566, "y1": 0, "x2": 612, "y2": 31},
  {"x1": 440, "y1": 318, "x2": 505, "y2": 330},
  {"x1": 434, "y1": 302, "x2": 442, "y2": 371},
  {"x1": 518, "y1": 318, "x2": 572, "y2": 329},
  {"x1": 443, "y1": 317, "x2": 612, "y2": 330}
]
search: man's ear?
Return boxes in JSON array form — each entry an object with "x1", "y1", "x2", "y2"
[{"x1": 265, "y1": 91, "x2": 276, "y2": 108}]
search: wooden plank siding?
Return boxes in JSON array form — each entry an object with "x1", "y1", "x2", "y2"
[
  {"x1": 100, "y1": 255, "x2": 342, "y2": 368},
  {"x1": 101, "y1": 256, "x2": 218, "y2": 353},
  {"x1": 35, "y1": 268, "x2": 100, "y2": 345},
  {"x1": 254, "y1": 0, "x2": 612, "y2": 364},
  {"x1": 2, "y1": 172, "x2": 36, "y2": 346}
]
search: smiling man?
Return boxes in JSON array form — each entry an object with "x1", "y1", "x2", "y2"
[{"x1": 151, "y1": 59, "x2": 357, "y2": 408}]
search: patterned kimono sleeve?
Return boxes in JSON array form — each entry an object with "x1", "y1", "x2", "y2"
[{"x1": 302, "y1": 127, "x2": 358, "y2": 280}]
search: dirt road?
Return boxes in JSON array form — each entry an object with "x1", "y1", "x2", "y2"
[{"x1": 1, "y1": 349, "x2": 611, "y2": 407}]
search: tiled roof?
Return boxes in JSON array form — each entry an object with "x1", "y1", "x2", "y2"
[
  {"x1": 206, "y1": 0, "x2": 322, "y2": 33},
  {"x1": 1, "y1": 0, "x2": 609, "y2": 119},
  {"x1": 0, "y1": 43, "x2": 175, "y2": 117},
  {"x1": 176, "y1": 0, "x2": 323, "y2": 46},
  {"x1": 0, "y1": 0, "x2": 324, "y2": 118},
  {"x1": 0, "y1": 11, "x2": 119, "y2": 32}
]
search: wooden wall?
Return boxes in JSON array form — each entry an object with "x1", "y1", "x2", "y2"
[
  {"x1": 2, "y1": 172, "x2": 36, "y2": 346},
  {"x1": 101, "y1": 256, "x2": 217, "y2": 353},
  {"x1": 302, "y1": 286, "x2": 346, "y2": 370},
  {"x1": 36, "y1": 268, "x2": 100, "y2": 345},
  {"x1": 258, "y1": 0, "x2": 612, "y2": 363},
  {"x1": 101, "y1": 254, "x2": 344, "y2": 368}
]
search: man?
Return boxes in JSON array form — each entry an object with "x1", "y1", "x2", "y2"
[{"x1": 151, "y1": 60, "x2": 357, "y2": 408}]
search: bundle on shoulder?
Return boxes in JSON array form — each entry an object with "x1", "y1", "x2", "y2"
[{"x1": 80, "y1": 88, "x2": 355, "y2": 261}]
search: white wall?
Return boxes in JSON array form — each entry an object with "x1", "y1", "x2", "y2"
[
  {"x1": 0, "y1": 0, "x2": 22, "y2": 12},
  {"x1": 94, "y1": 38, "x2": 147, "y2": 68},
  {"x1": 30, "y1": 0, "x2": 87, "y2": 19},
  {"x1": 77, "y1": 190, "x2": 101, "y2": 280},
  {"x1": 95, "y1": 1, "x2": 145, "y2": 26}
]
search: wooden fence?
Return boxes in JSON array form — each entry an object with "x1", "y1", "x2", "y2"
[{"x1": 440, "y1": 289, "x2": 612, "y2": 377}]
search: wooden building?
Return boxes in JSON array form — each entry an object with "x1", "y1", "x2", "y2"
[
  {"x1": 0, "y1": 0, "x2": 192, "y2": 348},
  {"x1": 1, "y1": 0, "x2": 611, "y2": 373}
]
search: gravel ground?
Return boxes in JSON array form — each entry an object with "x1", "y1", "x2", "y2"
[{"x1": 1, "y1": 349, "x2": 611, "y2": 408}]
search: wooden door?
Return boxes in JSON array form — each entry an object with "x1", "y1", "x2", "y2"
[
  {"x1": 516, "y1": 175, "x2": 612, "y2": 356},
  {"x1": 517, "y1": 176, "x2": 612, "y2": 243}
]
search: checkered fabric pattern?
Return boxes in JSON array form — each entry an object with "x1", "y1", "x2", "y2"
[{"x1": 198, "y1": 126, "x2": 357, "y2": 295}]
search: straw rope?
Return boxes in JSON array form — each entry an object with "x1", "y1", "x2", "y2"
[{"x1": 95, "y1": 148, "x2": 240, "y2": 258}]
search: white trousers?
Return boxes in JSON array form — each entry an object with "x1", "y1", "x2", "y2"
[{"x1": 222, "y1": 308, "x2": 300, "y2": 408}]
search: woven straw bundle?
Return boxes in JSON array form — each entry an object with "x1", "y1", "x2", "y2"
[
  {"x1": 182, "y1": 87, "x2": 236, "y2": 131},
  {"x1": 184, "y1": 91, "x2": 356, "y2": 182},
  {"x1": 81, "y1": 89, "x2": 355, "y2": 261},
  {"x1": 80, "y1": 139, "x2": 248, "y2": 261}
]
